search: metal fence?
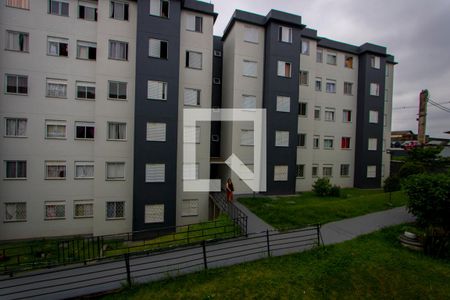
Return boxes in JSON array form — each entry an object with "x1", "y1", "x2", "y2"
[
  {"x1": 209, "y1": 192, "x2": 248, "y2": 235},
  {"x1": 0, "y1": 226, "x2": 321, "y2": 300},
  {"x1": 0, "y1": 216, "x2": 246, "y2": 275}
]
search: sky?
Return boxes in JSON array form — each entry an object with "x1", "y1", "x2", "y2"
[{"x1": 210, "y1": 0, "x2": 450, "y2": 138}]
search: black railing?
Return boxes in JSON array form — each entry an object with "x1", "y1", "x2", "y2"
[
  {"x1": 0, "y1": 216, "x2": 246, "y2": 275},
  {"x1": 210, "y1": 191, "x2": 248, "y2": 235},
  {"x1": 0, "y1": 226, "x2": 321, "y2": 300}
]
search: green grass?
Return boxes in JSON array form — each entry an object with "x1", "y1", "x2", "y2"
[
  {"x1": 103, "y1": 224, "x2": 450, "y2": 300},
  {"x1": 239, "y1": 188, "x2": 408, "y2": 230}
]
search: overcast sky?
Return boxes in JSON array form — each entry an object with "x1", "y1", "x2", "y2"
[{"x1": 210, "y1": 0, "x2": 450, "y2": 138}]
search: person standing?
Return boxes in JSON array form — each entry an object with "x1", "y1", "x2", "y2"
[{"x1": 226, "y1": 178, "x2": 234, "y2": 202}]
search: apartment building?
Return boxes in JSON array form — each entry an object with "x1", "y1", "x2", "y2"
[{"x1": 0, "y1": 1, "x2": 395, "y2": 240}]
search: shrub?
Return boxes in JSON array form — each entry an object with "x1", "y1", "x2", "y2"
[
  {"x1": 312, "y1": 177, "x2": 332, "y2": 197},
  {"x1": 398, "y1": 161, "x2": 425, "y2": 179},
  {"x1": 383, "y1": 175, "x2": 401, "y2": 193},
  {"x1": 330, "y1": 185, "x2": 341, "y2": 197}
]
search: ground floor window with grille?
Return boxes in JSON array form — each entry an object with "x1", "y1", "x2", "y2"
[
  {"x1": 75, "y1": 161, "x2": 94, "y2": 179},
  {"x1": 182, "y1": 199, "x2": 199, "y2": 217},
  {"x1": 106, "y1": 162, "x2": 125, "y2": 180},
  {"x1": 5, "y1": 202, "x2": 26, "y2": 222},
  {"x1": 274, "y1": 165, "x2": 288, "y2": 181},
  {"x1": 74, "y1": 201, "x2": 93, "y2": 218},
  {"x1": 340, "y1": 164, "x2": 350, "y2": 177},
  {"x1": 5, "y1": 160, "x2": 26, "y2": 179},
  {"x1": 296, "y1": 165, "x2": 305, "y2": 178},
  {"x1": 145, "y1": 204, "x2": 164, "y2": 223},
  {"x1": 45, "y1": 201, "x2": 65, "y2": 220},
  {"x1": 312, "y1": 164, "x2": 319, "y2": 177},
  {"x1": 45, "y1": 161, "x2": 66, "y2": 179},
  {"x1": 323, "y1": 165, "x2": 333, "y2": 177},
  {"x1": 106, "y1": 201, "x2": 125, "y2": 219}
]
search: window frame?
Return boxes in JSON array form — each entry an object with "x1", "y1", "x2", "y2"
[
  {"x1": 149, "y1": 0, "x2": 170, "y2": 18},
  {"x1": 48, "y1": 0, "x2": 69, "y2": 17},
  {"x1": 145, "y1": 204, "x2": 165, "y2": 223},
  {"x1": 325, "y1": 79, "x2": 336, "y2": 93},
  {"x1": 75, "y1": 121, "x2": 95, "y2": 140},
  {"x1": 5, "y1": 30, "x2": 29, "y2": 52},
  {"x1": 45, "y1": 119, "x2": 67, "y2": 139},
  {"x1": 340, "y1": 164, "x2": 350, "y2": 177},
  {"x1": 108, "y1": 81, "x2": 127, "y2": 100},
  {"x1": 109, "y1": 1, "x2": 129, "y2": 21},
  {"x1": 148, "y1": 38, "x2": 168, "y2": 59},
  {"x1": 324, "y1": 109, "x2": 335, "y2": 122},
  {"x1": 276, "y1": 96, "x2": 290, "y2": 113},
  {"x1": 298, "y1": 102, "x2": 307, "y2": 117},
  {"x1": 368, "y1": 138, "x2": 378, "y2": 151},
  {"x1": 6, "y1": 0, "x2": 29, "y2": 10},
  {"x1": 105, "y1": 162, "x2": 125, "y2": 180},
  {"x1": 5, "y1": 160, "x2": 27, "y2": 179},
  {"x1": 341, "y1": 137, "x2": 351, "y2": 149},
  {"x1": 296, "y1": 164, "x2": 305, "y2": 178},
  {"x1": 345, "y1": 55, "x2": 353, "y2": 68},
  {"x1": 370, "y1": 83, "x2": 380, "y2": 96},
  {"x1": 181, "y1": 199, "x2": 199, "y2": 217},
  {"x1": 5, "y1": 74, "x2": 28, "y2": 95},
  {"x1": 4, "y1": 202, "x2": 27, "y2": 222},
  {"x1": 367, "y1": 165, "x2": 377, "y2": 178},
  {"x1": 47, "y1": 36, "x2": 68, "y2": 57},
  {"x1": 74, "y1": 161, "x2": 94, "y2": 179},
  {"x1": 275, "y1": 130, "x2": 289, "y2": 147},
  {"x1": 324, "y1": 137, "x2": 334, "y2": 150},
  {"x1": 106, "y1": 201, "x2": 125, "y2": 220},
  {"x1": 5, "y1": 118, "x2": 27, "y2": 137},
  {"x1": 323, "y1": 165, "x2": 333, "y2": 177},
  {"x1": 186, "y1": 14, "x2": 203, "y2": 33},
  {"x1": 344, "y1": 82, "x2": 353, "y2": 95},
  {"x1": 107, "y1": 122, "x2": 127, "y2": 141},
  {"x1": 278, "y1": 26, "x2": 292, "y2": 43},
  {"x1": 299, "y1": 70, "x2": 309, "y2": 85},
  {"x1": 184, "y1": 88, "x2": 201, "y2": 106},
  {"x1": 301, "y1": 40, "x2": 310, "y2": 55},
  {"x1": 108, "y1": 40, "x2": 128, "y2": 61},
  {"x1": 46, "y1": 78, "x2": 67, "y2": 98},
  {"x1": 343, "y1": 110, "x2": 352, "y2": 123},
  {"x1": 78, "y1": 2, "x2": 98, "y2": 21},
  {"x1": 76, "y1": 40, "x2": 97, "y2": 60},
  {"x1": 146, "y1": 122, "x2": 166, "y2": 142},
  {"x1": 277, "y1": 61, "x2": 292, "y2": 78},
  {"x1": 45, "y1": 161, "x2": 67, "y2": 180},
  {"x1": 75, "y1": 81, "x2": 96, "y2": 100},
  {"x1": 147, "y1": 80, "x2": 168, "y2": 100},
  {"x1": 326, "y1": 52, "x2": 337, "y2": 65},
  {"x1": 242, "y1": 60, "x2": 258, "y2": 78},
  {"x1": 74, "y1": 200, "x2": 94, "y2": 218},
  {"x1": 369, "y1": 110, "x2": 379, "y2": 124},
  {"x1": 145, "y1": 164, "x2": 166, "y2": 183},
  {"x1": 297, "y1": 133, "x2": 306, "y2": 148}
]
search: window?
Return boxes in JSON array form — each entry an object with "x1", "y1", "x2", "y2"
[
  {"x1": 186, "y1": 15, "x2": 202, "y2": 32},
  {"x1": 6, "y1": 31, "x2": 29, "y2": 52},
  {"x1": 183, "y1": 163, "x2": 199, "y2": 180},
  {"x1": 76, "y1": 81, "x2": 95, "y2": 100},
  {"x1": 370, "y1": 56, "x2": 380, "y2": 69},
  {"x1": 323, "y1": 165, "x2": 333, "y2": 177},
  {"x1": 240, "y1": 129, "x2": 254, "y2": 146},
  {"x1": 326, "y1": 80, "x2": 336, "y2": 93},
  {"x1": 344, "y1": 82, "x2": 353, "y2": 95},
  {"x1": 343, "y1": 110, "x2": 352, "y2": 122},
  {"x1": 75, "y1": 121, "x2": 95, "y2": 139},
  {"x1": 106, "y1": 201, "x2": 124, "y2": 219},
  {"x1": 183, "y1": 126, "x2": 200, "y2": 144},
  {"x1": 244, "y1": 26, "x2": 259, "y2": 43},
  {"x1": 368, "y1": 138, "x2": 378, "y2": 151},
  {"x1": 275, "y1": 131, "x2": 289, "y2": 147},
  {"x1": 277, "y1": 61, "x2": 291, "y2": 78},
  {"x1": 108, "y1": 81, "x2": 127, "y2": 100},
  {"x1": 300, "y1": 71, "x2": 308, "y2": 85},
  {"x1": 184, "y1": 88, "x2": 200, "y2": 106},
  {"x1": 5, "y1": 118, "x2": 27, "y2": 137},
  {"x1": 369, "y1": 110, "x2": 379, "y2": 124},
  {"x1": 146, "y1": 122, "x2": 166, "y2": 142},
  {"x1": 47, "y1": 37, "x2": 68, "y2": 57},
  {"x1": 276, "y1": 96, "x2": 290, "y2": 112},
  {"x1": 145, "y1": 204, "x2": 164, "y2": 223},
  {"x1": 278, "y1": 26, "x2": 292, "y2": 43},
  {"x1": 312, "y1": 164, "x2": 318, "y2": 177},
  {"x1": 149, "y1": 38, "x2": 168, "y2": 59},
  {"x1": 5, "y1": 161, "x2": 26, "y2": 179},
  {"x1": 150, "y1": 0, "x2": 169, "y2": 18},
  {"x1": 315, "y1": 77, "x2": 322, "y2": 91},
  {"x1": 5, "y1": 203, "x2": 26, "y2": 221},
  {"x1": 313, "y1": 135, "x2": 320, "y2": 149},
  {"x1": 314, "y1": 106, "x2": 321, "y2": 120},
  {"x1": 327, "y1": 53, "x2": 337, "y2": 65},
  {"x1": 298, "y1": 133, "x2": 306, "y2": 147},
  {"x1": 45, "y1": 161, "x2": 66, "y2": 179},
  {"x1": 49, "y1": 0, "x2": 69, "y2": 16},
  {"x1": 274, "y1": 165, "x2": 288, "y2": 181},
  {"x1": 367, "y1": 165, "x2": 376, "y2": 178},
  {"x1": 110, "y1": 1, "x2": 129, "y2": 21},
  {"x1": 243, "y1": 60, "x2": 257, "y2": 77},
  {"x1": 301, "y1": 40, "x2": 310, "y2": 55},
  {"x1": 213, "y1": 77, "x2": 221, "y2": 85},
  {"x1": 345, "y1": 55, "x2": 353, "y2": 68},
  {"x1": 370, "y1": 83, "x2": 380, "y2": 96},
  {"x1": 296, "y1": 165, "x2": 305, "y2": 178},
  {"x1": 145, "y1": 164, "x2": 165, "y2": 182},
  {"x1": 77, "y1": 41, "x2": 96, "y2": 60},
  {"x1": 6, "y1": 0, "x2": 29, "y2": 9},
  {"x1": 45, "y1": 120, "x2": 66, "y2": 139},
  {"x1": 182, "y1": 199, "x2": 199, "y2": 217},
  {"x1": 148, "y1": 80, "x2": 167, "y2": 100},
  {"x1": 75, "y1": 161, "x2": 94, "y2": 179},
  {"x1": 340, "y1": 164, "x2": 350, "y2": 177},
  {"x1": 78, "y1": 2, "x2": 97, "y2": 21},
  {"x1": 74, "y1": 201, "x2": 93, "y2": 218},
  {"x1": 242, "y1": 95, "x2": 256, "y2": 109},
  {"x1": 109, "y1": 40, "x2": 128, "y2": 60},
  {"x1": 106, "y1": 162, "x2": 125, "y2": 180},
  {"x1": 298, "y1": 102, "x2": 307, "y2": 116},
  {"x1": 46, "y1": 78, "x2": 67, "y2": 98},
  {"x1": 324, "y1": 109, "x2": 335, "y2": 121},
  {"x1": 341, "y1": 137, "x2": 351, "y2": 149},
  {"x1": 324, "y1": 137, "x2": 334, "y2": 149},
  {"x1": 107, "y1": 122, "x2": 126, "y2": 140},
  {"x1": 316, "y1": 48, "x2": 323, "y2": 63},
  {"x1": 186, "y1": 51, "x2": 202, "y2": 69},
  {"x1": 5, "y1": 74, "x2": 27, "y2": 95},
  {"x1": 213, "y1": 50, "x2": 222, "y2": 57}
]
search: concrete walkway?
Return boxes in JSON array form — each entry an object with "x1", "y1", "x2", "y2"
[{"x1": 234, "y1": 200, "x2": 275, "y2": 233}]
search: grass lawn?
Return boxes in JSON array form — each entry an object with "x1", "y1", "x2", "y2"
[
  {"x1": 239, "y1": 189, "x2": 407, "y2": 230},
  {"x1": 103, "y1": 224, "x2": 450, "y2": 300}
]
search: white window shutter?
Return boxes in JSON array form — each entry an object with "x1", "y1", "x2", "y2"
[
  {"x1": 186, "y1": 15, "x2": 195, "y2": 31},
  {"x1": 148, "y1": 80, "x2": 166, "y2": 100},
  {"x1": 274, "y1": 165, "x2": 288, "y2": 181},
  {"x1": 240, "y1": 130, "x2": 254, "y2": 146},
  {"x1": 275, "y1": 131, "x2": 289, "y2": 147},
  {"x1": 145, "y1": 204, "x2": 164, "y2": 223},
  {"x1": 369, "y1": 110, "x2": 379, "y2": 123},
  {"x1": 184, "y1": 88, "x2": 198, "y2": 106},
  {"x1": 149, "y1": 39, "x2": 161, "y2": 57},
  {"x1": 149, "y1": 0, "x2": 160, "y2": 16},
  {"x1": 146, "y1": 123, "x2": 166, "y2": 141},
  {"x1": 243, "y1": 61, "x2": 257, "y2": 77},
  {"x1": 277, "y1": 61, "x2": 285, "y2": 76},
  {"x1": 242, "y1": 95, "x2": 256, "y2": 109},
  {"x1": 145, "y1": 164, "x2": 165, "y2": 182},
  {"x1": 276, "y1": 96, "x2": 290, "y2": 112},
  {"x1": 189, "y1": 52, "x2": 202, "y2": 69}
]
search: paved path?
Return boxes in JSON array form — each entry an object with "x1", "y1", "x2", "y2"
[
  {"x1": 234, "y1": 200, "x2": 275, "y2": 233},
  {"x1": 321, "y1": 206, "x2": 415, "y2": 245}
]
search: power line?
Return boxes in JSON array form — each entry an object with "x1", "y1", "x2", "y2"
[{"x1": 428, "y1": 99, "x2": 450, "y2": 113}]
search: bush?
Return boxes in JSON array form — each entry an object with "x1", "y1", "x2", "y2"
[
  {"x1": 330, "y1": 185, "x2": 341, "y2": 197},
  {"x1": 383, "y1": 175, "x2": 401, "y2": 193},
  {"x1": 312, "y1": 177, "x2": 331, "y2": 197},
  {"x1": 398, "y1": 161, "x2": 426, "y2": 179}
]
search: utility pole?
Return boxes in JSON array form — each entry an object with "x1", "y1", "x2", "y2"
[{"x1": 417, "y1": 89, "x2": 428, "y2": 145}]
